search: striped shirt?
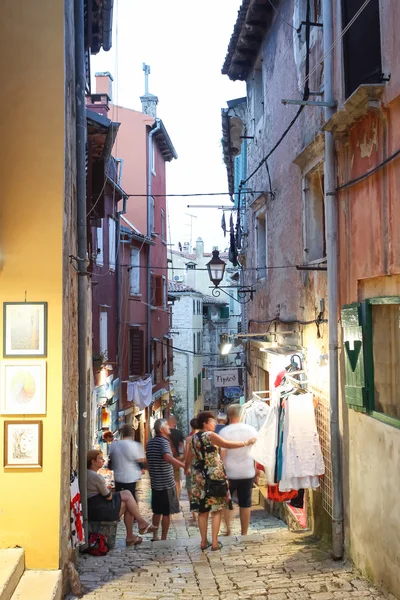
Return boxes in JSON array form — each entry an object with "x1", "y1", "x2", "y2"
[{"x1": 146, "y1": 435, "x2": 175, "y2": 491}]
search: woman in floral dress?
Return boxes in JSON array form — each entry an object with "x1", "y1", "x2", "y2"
[{"x1": 185, "y1": 411, "x2": 256, "y2": 551}]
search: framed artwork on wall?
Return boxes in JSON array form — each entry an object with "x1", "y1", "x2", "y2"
[
  {"x1": 0, "y1": 361, "x2": 47, "y2": 415},
  {"x1": 3, "y1": 302, "x2": 47, "y2": 357},
  {"x1": 4, "y1": 420, "x2": 43, "y2": 468}
]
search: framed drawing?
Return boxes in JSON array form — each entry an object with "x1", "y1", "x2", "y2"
[
  {"x1": 0, "y1": 361, "x2": 47, "y2": 415},
  {"x1": 4, "y1": 420, "x2": 43, "y2": 468},
  {"x1": 3, "y1": 302, "x2": 47, "y2": 357}
]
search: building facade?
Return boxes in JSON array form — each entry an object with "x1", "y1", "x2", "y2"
[{"x1": 222, "y1": 0, "x2": 400, "y2": 596}]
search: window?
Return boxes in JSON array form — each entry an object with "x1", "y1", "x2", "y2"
[
  {"x1": 304, "y1": 163, "x2": 326, "y2": 262},
  {"x1": 342, "y1": 0, "x2": 382, "y2": 98},
  {"x1": 96, "y1": 222, "x2": 104, "y2": 266},
  {"x1": 161, "y1": 208, "x2": 166, "y2": 241},
  {"x1": 100, "y1": 309, "x2": 108, "y2": 359},
  {"x1": 193, "y1": 299, "x2": 196, "y2": 314},
  {"x1": 341, "y1": 297, "x2": 400, "y2": 427},
  {"x1": 256, "y1": 211, "x2": 268, "y2": 279},
  {"x1": 129, "y1": 248, "x2": 140, "y2": 295},
  {"x1": 197, "y1": 332, "x2": 201, "y2": 353},
  {"x1": 253, "y1": 57, "x2": 264, "y2": 125},
  {"x1": 193, "y1": 333, "x2": 196, "y2": 354},
  {"x1": 187, "y1": 262, "x2": 196, "y2": 270},
  {"x1": 197, "y1": 372, "x2": 202, "y2": 396},
  {"x1": 194, "y1": 377, "x2": 197, "y2": 402},
  {"x1": 108, "y1": 217, "x2": 116, "y2": 271},
  {"x1": 151, "y1": 275, "x2": 163, "y2": 306},
  {"x1": 162, "y1": 276, "x2": 167, "y2": 309},
  {"x1": 219, "y1": 306, "x2": 229, "y2": 320},
  {"x1": 168, "y1": 339, "x2": 173, "y2": 377},
  {"x1": 129, "y1": 328, "x2": 144, "y2": 376},
  {"x1": 163, "y1": 338, "x2": 168, "y2": 380}
]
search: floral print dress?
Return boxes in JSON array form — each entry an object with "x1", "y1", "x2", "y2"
[{"x1": 190, "y1": 431, "x2": 231, "y2": 513}]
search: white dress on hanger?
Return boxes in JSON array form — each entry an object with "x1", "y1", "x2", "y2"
[
  {"x1": 249, "y1": 391, "x2": 279, "y2": 483},
  {"x1": 279, "y1": 392, "x2": 325, "y2": 492}
]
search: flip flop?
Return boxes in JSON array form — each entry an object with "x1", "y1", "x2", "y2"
[
  {"x1": 211, "y1": 542, "x2": 223, "y2": 551},
  {"x1": 126, "y1": 536, "x2": 143, "y2": 546},
  {"x1": 200, "y1": 541, "x2": 211, "y2": 550},
  {"x1": 139, "y1": 523, "x2": 157, "y2": 535}
]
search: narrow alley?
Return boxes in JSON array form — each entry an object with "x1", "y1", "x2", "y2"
[{"x1": 68, "y1": 478, "x2": 390, "y2": 600}]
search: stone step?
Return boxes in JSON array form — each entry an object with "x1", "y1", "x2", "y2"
[
  {"x1": 11, "y1": 570, "x2": 62, "y2": 600},
  {"x1": 0, "y1": 549, "x2": 25, "y2": 600}
]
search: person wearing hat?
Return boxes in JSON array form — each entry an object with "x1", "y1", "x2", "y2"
[{"x1": 215, "y1": 412, "x2": 228, "y2": 434}]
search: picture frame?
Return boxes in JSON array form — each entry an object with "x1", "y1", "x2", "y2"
[
  {"x1": 0, "y1": 361, "x2": 47, "y2": 415},
  {"x1": 4, "y1": 420, "x2": 43, "y2": 468},
  {"x1": 3, "y1": 302, "x2": 47, "y2": 357}
]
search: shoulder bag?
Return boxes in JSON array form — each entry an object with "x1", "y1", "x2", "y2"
[{"x1": 197, "y1": 433, "x2": 228, "y2": 498}]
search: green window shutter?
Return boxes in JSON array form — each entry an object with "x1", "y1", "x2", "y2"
[
  {"x1": 341, "y1": 303, "x2": 367, "y2": 412},
  {"x1": 194, "y1": 377, "x2": 197, "y2": 401},
  {"x1": 198, "y1": 373, "x2": 201, "y2": 395},
  {"x1": 220, "y1": 306, "x2": 229, "y2": 319}
]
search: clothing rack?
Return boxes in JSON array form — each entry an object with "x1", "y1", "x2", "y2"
[{"x1": 252, "y1": 390, "x2": 272, "y2": 404}]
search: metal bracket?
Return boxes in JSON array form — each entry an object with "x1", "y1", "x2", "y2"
[
  {"x1": 210, "y1": 286, "x2": 256, "y2": 304},
  {"x1": 282, "y1": 99, "x2": 336, "y2": 108}
]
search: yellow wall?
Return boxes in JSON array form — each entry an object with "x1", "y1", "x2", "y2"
[{"x1": 0, "y1": 0, "x2": 65, "y2": 569}]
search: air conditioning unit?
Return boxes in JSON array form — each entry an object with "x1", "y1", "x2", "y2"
[{"x1": 173, "y1": 275, "x2": 184, "y2": 282}]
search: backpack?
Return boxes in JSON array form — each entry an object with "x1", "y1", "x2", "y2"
[{"x1": 87, "y1": 533, "x2": 109, "y2": 556}]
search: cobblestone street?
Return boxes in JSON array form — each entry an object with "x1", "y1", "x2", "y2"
[{"x1": 67, "y1": 478, "x2": 393, "y2": 600}]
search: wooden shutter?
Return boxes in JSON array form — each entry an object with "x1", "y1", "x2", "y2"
[
  {"x1": 155, "y1": 276, "x2": 163, "y2": 306},
  {"x1": 220, "y1": 306, "x2": 229, "y2": 319},
  {"x1": 130, "y1": 329, "x2": 144, "y2": 376},
  {"x1": 341, "y1": 303, "x2": 367, "y2": 412},
  {"x1": 150, "y1": 274, "x2": 155, "y2": 305},
  {"x1": 168, "y1": 340, "x2": 173, "y2": 376},
  {"x1": 197, "y1": 373, "x2": 201, "y2": 395}
]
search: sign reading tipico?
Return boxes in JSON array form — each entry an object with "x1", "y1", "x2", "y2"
[{"x1": 214, "y1": 369, "x2": 239, "y2": 387}]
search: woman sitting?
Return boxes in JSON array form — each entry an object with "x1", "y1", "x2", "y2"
[
  {"x1": 87, "y1": 449, "x2": 156, "y2": 546},
  {"x1": 185, "y1": 411, "x2": 256, "y2": 551}
]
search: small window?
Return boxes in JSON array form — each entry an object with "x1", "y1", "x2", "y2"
[
  {"x1": 194, "y1": 377, "x2": 197, "y2": 401},
  {"x1": 256, "y1": 211, "x2": 268, "y2": 279},
  {"x1": 197, "y1": 332, "x2": 201, "y2": 353},
  {"x1": 129, "y1": 248, "x2": 140, "y2": 295},
  {"x1": 108, "y1": 217, "x2": 116, "y2": 271},
  {"x1": 197, "y1": 372, "x2": 202, "y2": 396},
  {"x1": 193, "y1": 299, "x2": 196, "y2": 314},
  {"x1": 193, "y1": 333, "x2": 196, "y2": 354},
  {"x1": 187, "y1": 262, "x2": 196, "y2": 270},
  {"x1": 129, "y1": 328, "x2": 144, "y2": 376},
  {"x1": 371, "y1": 303, "x2": 400, "y2": 420},
  {"x1": 219, "y1": 306, "x2": 230, "y2": 320},
  {"x1": 97, "y1": 222, "x2": 104, "y2": 266},
  {"x1": 304, "y1": 163, "x2": 326, "y2": 262}
]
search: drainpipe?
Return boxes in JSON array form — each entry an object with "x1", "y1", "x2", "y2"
[
  {"x1": 146, "y1": 120, "x2": 162, "y2": 434},
  {"x1": 174, "y1": 348, "x2": 190, "y2": 433},
  {"x1": 322, "y1": 0, "x2": 343, "y2": 559},
  {"x1": 116, "y1": 196, "x2": 127, "y2": 402},
  {"x1": 74, "y1": 0, "x2": 88, "y2": 543}
]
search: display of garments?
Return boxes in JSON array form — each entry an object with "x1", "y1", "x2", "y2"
[
  {"x1": 249, "y1": 395, "x2": 279, "y2": 483},
  {"x1": 70, "y1": 471, "x2": 85, "y2": 548},
  {"x1": 267, "y1": 484, "x2": 298, "y2": 503},
  {"x1": 127, "y1": 382, "x2": 135, "y2": 402},
  {"x1": 279, "y1": 393, "x2": 325, "y2": 492},
  {"x1": 240, "y1": 399, "x2": 270, "y2": 431}
]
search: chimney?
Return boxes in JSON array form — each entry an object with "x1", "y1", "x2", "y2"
[
  {"x1": 140, "y1": 63, "x2": 158, "y2": 117},
  {"x1": 95, "y1": 72, "x2": 113, "y2": 100},
  {"x1": 196, "y1": 237, "x2": 204, "y2": 260}
]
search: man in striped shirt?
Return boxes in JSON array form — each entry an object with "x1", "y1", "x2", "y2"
[{"x1": 146, "y1": 419, "x2": 185, "y2": 540}]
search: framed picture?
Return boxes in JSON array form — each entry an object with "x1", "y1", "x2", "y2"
[
  {"x1": 3, "y1": 302, "x2": 47, "y2": 357},
  {"x1": 4, "y1": 420, "x2": 43, "y2": 468},
  {"x1": 0, "y1": 361, "x2": 47, "y2": 415}
]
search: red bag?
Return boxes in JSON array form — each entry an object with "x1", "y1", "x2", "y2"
[{"x1": 87, "y1": 533, "x2": 109, "y2": 556}]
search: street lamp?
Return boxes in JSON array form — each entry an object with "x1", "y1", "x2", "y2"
[
  {"x1": 206, "y1": 249, "x2": 256, "y2": 304},
  {"x1": 206, "y1": 249, "x2": 226, "y2": 287},
  {"x1": 234, "y1": 353, "x2": 242, "y2": 367}
]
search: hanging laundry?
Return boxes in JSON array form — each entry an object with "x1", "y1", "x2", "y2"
[
  {"x1": 132, "y1": 376, "x2": 153, "y2": 410},
  {"x1": 221, "y1": 212, "x2": 227, "y2": 237},
  {"x1": 70, "y1": 471, "x2": 85, "y2": 548},
  {"x1": 240, "y1": 397, "x2": 270, "y2": 431},
  {"x1": 127, "y1": 382, "x2": 135, "y2": 402},
  {"x1": 279, "y1": 392, "x2": 325, "y2": 492}
]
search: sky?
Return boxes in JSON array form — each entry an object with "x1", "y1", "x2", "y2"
[{"x1": 91, "y1": 0, "x2": 245, "y2": 254}]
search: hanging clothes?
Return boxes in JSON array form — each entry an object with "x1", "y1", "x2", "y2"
[
  {"x1": 132, "y1": 376, "x2": 153, "y2": 410},
  {"x1": 127, "y1": 382, "x2": 135, "y2": 402},
  {"x1": 249, "y1": 392, "x2": 279, "y2": 483},
  {"x1": 70, "y1": 471, "x2": 85, "y2": 548},
  {"x1": 240, "y1": 398, "x2": 270, "y2": 431},
  {"x1": 221, "y1": 212, "x2": 227, "y2": 237},
  {"x1": 279, "y1": 392, "x2": 325, "y2": 492}
]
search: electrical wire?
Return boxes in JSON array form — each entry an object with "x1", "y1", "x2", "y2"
[
  {"x1": 337, "y1": 147, "x2": 400, "y2": 191},
  {"x1": 126, "y1": 192, "x2": 265, "y2": 198}
]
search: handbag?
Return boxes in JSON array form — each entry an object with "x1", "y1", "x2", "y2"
[{"x1": 197, "y1": 433, "x2": 228, "y2": 499}]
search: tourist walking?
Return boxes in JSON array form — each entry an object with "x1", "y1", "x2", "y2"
[
  {"x1": 109, "y1": 424, "x2": 145, "y2": 500},
  {"x1": 215, "y1": 412, "x2": 228, "y2": 434},
  {"x1": 220, "y1": 404, "x2": 258, "y2": 535},
  {"x1": 87, "y1": 450, "x2": 156, "y2": 546},
  {"x1": 183, "y1": 418, "x2": 199, "y2": 522},
  {"x1": 146, "y1": 419, "x2": 185, "y2": 541},
  {"x1": 185, "y1": 410, "x2": 256, "y2": 551},
  {"x1": 167, "y1": 415, "x2": 185, "y2": 499}
]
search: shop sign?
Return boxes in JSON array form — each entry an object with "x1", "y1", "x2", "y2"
[
  {"x1": 215, "y1": 369, "x2": 239, "y2": 387},
  {"x1": 224, "y1": 386, "x2": 242, "y2": 399}
]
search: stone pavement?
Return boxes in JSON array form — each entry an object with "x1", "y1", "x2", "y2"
[{"x1": 67, "y1": 477, "x2": 392, "y2": 600}]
